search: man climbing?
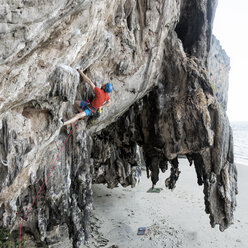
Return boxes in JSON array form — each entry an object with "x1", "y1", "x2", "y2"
[{"x1": 62, "y1": 69, "x2": 112, "y2": 126}]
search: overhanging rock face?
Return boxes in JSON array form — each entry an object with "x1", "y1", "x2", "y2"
[
  {"x1": 0, "y1": 0, "x2": 237, "y2": 246},
  {"x1": 93, "y1": 31, "x2": 237, "y2": 231}
]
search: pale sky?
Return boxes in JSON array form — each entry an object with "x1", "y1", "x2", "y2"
[{"x1": 213, "y1": 0, "x2": 248, "y2": 122}]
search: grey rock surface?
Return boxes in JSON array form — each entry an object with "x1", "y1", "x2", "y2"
[
  {"x1": 0, "y1": 0, "x2": 237, "y2": 246},
  {"x1": 208, "y1": 35, "x2": 230, "y2": 110}
]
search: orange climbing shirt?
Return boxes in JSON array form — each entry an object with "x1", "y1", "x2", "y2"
[{"x1": 91, "y1": 86, "x2": 110, "y2": 109}]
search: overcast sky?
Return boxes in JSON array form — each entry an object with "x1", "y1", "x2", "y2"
[{"x1": 213, "y1": 0, "x2": 248, "y2": 122}]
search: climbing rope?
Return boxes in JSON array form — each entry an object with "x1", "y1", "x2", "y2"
[{"x1": 19, "y1": 102, "x2": 87, "y2": 248}]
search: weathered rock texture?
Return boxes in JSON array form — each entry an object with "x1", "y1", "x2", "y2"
[
  {"x1": 208, "y1": 35, "x2": 230, "y2": 110},
  {"x1": 0, "y1": 0, "x2": 237, "y2": 246}
]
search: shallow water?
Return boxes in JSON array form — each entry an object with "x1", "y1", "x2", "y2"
[{"x1": 231, "y1": 121, "x2": 248, "y2": 166}]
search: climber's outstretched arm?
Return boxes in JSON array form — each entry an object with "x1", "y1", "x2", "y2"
[
  {"x1": 101, "y1": 99, "x2": 111, "y2": 108},
  {"x1": 77, "y1": 69, "x2": 95, "y2": 90}
]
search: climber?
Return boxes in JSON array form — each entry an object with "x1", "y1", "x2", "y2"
[{"x1": 62, "y1": 69, "x2": 112, "y2": 126}]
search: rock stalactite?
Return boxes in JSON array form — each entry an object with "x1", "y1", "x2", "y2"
[{"x1": 0, "y1": 0, "x2": 237, "y2": 246}]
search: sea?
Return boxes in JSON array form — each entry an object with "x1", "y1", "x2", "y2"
[{"x1": 231, "y1": 121, "x2": 248, "y2": 167}]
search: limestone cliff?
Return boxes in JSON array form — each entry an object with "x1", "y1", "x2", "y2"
[
  {"x1": 208, "y1": 35, "x2": 230, "y2": 110},
  {"x1": 0, "y1": 0, "x2": 237, "y2": 247}
]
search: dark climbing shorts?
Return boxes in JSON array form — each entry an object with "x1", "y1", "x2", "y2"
[{"x1": 80, "y1": 101, "x2": 94, "y2": 117}]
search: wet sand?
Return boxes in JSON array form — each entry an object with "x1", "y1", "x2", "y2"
[{"x1": 88, "y1": 158, "x2": 248, "y2": 248}]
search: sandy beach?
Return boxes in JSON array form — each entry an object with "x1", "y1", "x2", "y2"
[{"x1": 87, "y1": 158, "x2": 248, "y2": 248}]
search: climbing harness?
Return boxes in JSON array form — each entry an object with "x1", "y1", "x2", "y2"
[
  {"x1": 86, "y1": 99, "x2": 97, "y2": 114},
  {"x1": 18, "y1": 102, "x2": 87, "y2": 248}
]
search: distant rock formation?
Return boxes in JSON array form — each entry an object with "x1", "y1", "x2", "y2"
[
  {"x1": 208, "y1": 35, "x2": 231, "y2": 110},
  {"x1": 0, "y1": 0, "x2": 237, "y2": 246}
]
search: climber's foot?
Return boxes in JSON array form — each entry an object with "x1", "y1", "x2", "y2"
[{"x1": 60, "y1": 119, "x2": 65, "y2": 126}]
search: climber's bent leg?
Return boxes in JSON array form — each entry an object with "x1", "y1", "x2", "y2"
[{"x1": 63, "y1": 111, "x2": 86, "y2": 125}]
